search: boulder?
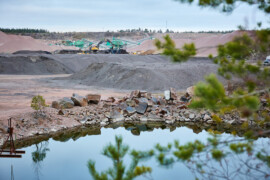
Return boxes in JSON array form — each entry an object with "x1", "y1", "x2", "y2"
[
  {"x1": 52, "y1": 101, "x2": 60, "y2": 109},
  {"x1": 71, "y1": 93, "x2": 88, "y2": 107},
  {"x1": 135, "y1": 102, "x2": 148, "y2": 114},
  {"x1": 86, "y1": 94, "x2": 101, "y2": 104},
  {"x1": 52, "y1": 97, "x2": 74, "y2": 109}
]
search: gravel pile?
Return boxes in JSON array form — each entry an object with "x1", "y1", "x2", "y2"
[
  {"x1": 0, "y1": 55, "x2": 73, "y2": 75},
  {"x1": 65, "y1": 54, "x2": 222, "y2": 91}
]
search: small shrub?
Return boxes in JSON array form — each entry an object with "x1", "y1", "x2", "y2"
[{"x1": 31, "y1": 95, "x2": 48, "y2": 117}]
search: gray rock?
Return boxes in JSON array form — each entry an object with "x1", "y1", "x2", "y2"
[
  {"x1": 85, "y1": 120, "x2": 97, "y2": 125},
  {"x1": 110, "y1": 110, "x2": 124, "y2": 122},
  {"x1": 227, "y1": 120, "x2": 237, "y2": 125},
  {"x1": 126, "y1": 100, "x2": 136, "y2": 107},
  {"x1": 52, "y1": 97, "x2": 74, "y2": 109},
  {"x1": 140, "y1": 116, "x2": 148, "y2": 121},
  {"x1": 184, "y1": 118, "x2": 191, "y2": 122},
  {"x1": 164, "y1": 90, "x2": 171, "y2": 100},
  {"x1": 135, "y1": 102, "x2": 148, "y2": 114},
  {"x1": 102, "y1": 118, "x2": 109, "y2": 122},
  {"x1": 170, "y1": 87, "x2": 177, "y2": 100},
  {"x1": 118, "y1": 102, "x2": 128, "y2": 110},
  {"x1": 100, "y1": 121, "x2": 108, "y2": 126},
  {"x1": 139, "y1": 98, "x2": 148, "y2": 104},
  {"x1": 147, "y1": 114, "x2": 163, "y2": 121},
  {"x1": 125, "y1": 106, "x2": 136, "y2": 116},
  {"x1": 189, "y1": 113, "x2": 195, "y2": 119},
  {"x1": 165, "y1": 119, "x2": 175, "y2": 124},
  {"x1": 130, "y1": 90, "x2": 141, "y2": 99},
  {"x1": 204, "y1": 114, "x2": 211, "y2": 121},
  {"x1": 71, "y1": 94, "x2": 88, "y2": 107},
  {"x1": 151, "y1": 97, "x2": 158, "y2": 104}
]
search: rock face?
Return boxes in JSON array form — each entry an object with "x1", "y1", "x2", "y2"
[
  {"x1": 71, "y1": 93, "x2": 88, "y2": 107},
  {"x1": 86, "y1": 94, "x2": 101, "y2": 104}
]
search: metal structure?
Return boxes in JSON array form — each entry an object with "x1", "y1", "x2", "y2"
[
  {"x1": 61, "y1": 36, "x2": 154, "y2": 50},
  {"x1": 0, "y1": 118, "x2": 25, "y2": 158}
]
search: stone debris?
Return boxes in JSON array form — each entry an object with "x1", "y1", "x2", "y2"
[{"x1": 48, "y1": 89, "x2": 252, "y2": 128}]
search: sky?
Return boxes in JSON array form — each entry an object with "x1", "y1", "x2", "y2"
[{"x1": 0, "y1": 0, "x2": 269, "y2": 32}]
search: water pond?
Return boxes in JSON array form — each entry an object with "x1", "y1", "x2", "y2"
[{"x1": 0, "y1": 123, "x2": 269, "y2": 180}]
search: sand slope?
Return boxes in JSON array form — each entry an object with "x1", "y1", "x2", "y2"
[
  {"x1": 127, "y1": 31, "x2": 244, "y2": 57},
  {"x1": 0, "y1": 31, "x2": 78, "y2": 53},
  {"x1": 0, "y1": 31, "x2": 55, "y2": 53}
]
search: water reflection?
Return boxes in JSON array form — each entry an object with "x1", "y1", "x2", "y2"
[
  {"x1": 88, "y1": 136, "x2": 153, "y2": 180},
  {"x1": 14, "y1": 122, "x2": 268, "y2": 149},
  {"x1": 88, "y1": 134, "x2": 270, "y2": 180},
  {"x1": 0, "y1": 122, "x2": 268, "y2": 180},
  {"x1": 32, "y1": 141, "x2": 50, "y2": 180}
]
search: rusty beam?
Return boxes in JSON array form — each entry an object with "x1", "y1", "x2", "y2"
[
  {"x1": 0, "y1": 154, "x2": 22, "y2": 158},
  {"x1": 1, "y1": 150, "x2": 25, "y2": 154}
]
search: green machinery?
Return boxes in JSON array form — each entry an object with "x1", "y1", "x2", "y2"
[{"x1": 59, "y1": 36, "x2": 154, "y2": 52}]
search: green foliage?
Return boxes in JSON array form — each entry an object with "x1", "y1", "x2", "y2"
[
  {"x1": 87, "y1": 135, "x2": 153, "y2": 180},
  {"x1": 217, "y1": 34, "x2": 253, "y2": 59},
  {"x1": 189, "y1": 74, "x2": 260, "y2": 116},
  {"x1": 31, "y1": 95, "x2": 47, "y2": 111},
  {"x1": 229, "y1": 142, "x2": 253, "y2": 154},
  {"x1": 0, "y1": 28, "x2": 48, "y2": 34},
  {"x1": 32, "y1": 142, "x2": 50, "y2": 163},
  {"x1": 256, "y1": 151, "x2": 270, "y2": 168},
  {"x1": 174, "y1": 0, "x2": 270, "y2": 14},
  {"x1": 211, "y1": 149, "x2": 225, "y2": 161},
  {"x1": 155, "y1": 35, "x2": 196, "y2": 62}
]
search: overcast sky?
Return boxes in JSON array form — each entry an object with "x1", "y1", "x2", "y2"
[{"x1": 0, "y1": 0, "x2": 268, "y2": 32}]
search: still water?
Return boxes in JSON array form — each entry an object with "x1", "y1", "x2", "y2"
[{"x1": 0, "y1": 124, "x2": 266, "y2": 180}]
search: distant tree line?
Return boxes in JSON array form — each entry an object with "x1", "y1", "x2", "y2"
[
  {"x1": 116, "y1": 28, "x2": 234, "y2": 34},
  {"x1": 0, "y1": 28, "x2": 49, "y2": 34}
]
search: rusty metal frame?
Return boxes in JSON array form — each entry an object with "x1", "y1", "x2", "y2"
[{"x1": 0, "y1": 118, "x2": 25, "y2": 158}]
